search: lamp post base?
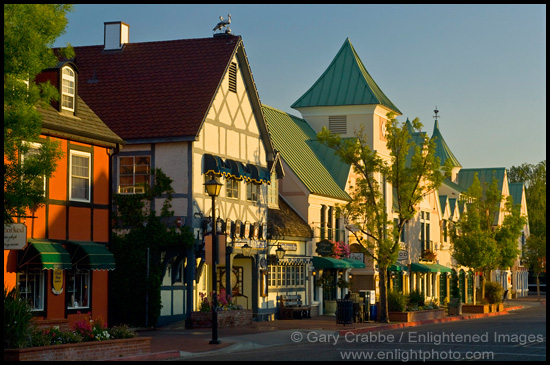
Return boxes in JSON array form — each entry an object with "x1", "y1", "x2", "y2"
[{"x1": 209, "y1": 339, "x2": 221, "y2": 345}]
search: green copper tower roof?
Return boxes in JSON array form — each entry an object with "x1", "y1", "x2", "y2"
[
  {"x1": 291, "y1": 38, "x2": 401, "y2": 114},
  {"x1": 431, "y1": 120, "x2": 461, "y2": 168}
]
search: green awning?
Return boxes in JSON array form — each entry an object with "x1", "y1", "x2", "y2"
[
  {"x1": 410, "y1": 262, "x2": 452, "y2": 273},
  {"x1": 18, "y1": 239, "x2": 72, "y2": 270},
  {"x1": 342, "y1": 258, "x2": 365, "y2": 268},
  {"x1": 66, "y1": 241, "x2": 116, "y2": 270},
  {"x1": 203, "y1": 154, "x2": 229, "y2": 177},
  {"x1": 245, "y1": 164, "x2": 271, "y2": 185},
  {"x1": 388, "y1": 263, "x2": 409, "y2": 272},
  {"x1": 312, "y1": 256, "x2": 364, "y2": 269}
]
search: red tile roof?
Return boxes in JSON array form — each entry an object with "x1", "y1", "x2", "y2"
[{"x1": 72, "y1": 35, "x2": 241, "y2": 140}]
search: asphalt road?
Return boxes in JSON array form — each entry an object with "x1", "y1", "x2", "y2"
[{"x1": 183, "y1": 304, "x2": 546, "y2": 361}]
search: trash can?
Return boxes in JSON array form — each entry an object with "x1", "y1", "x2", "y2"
[
  {"x1": 336, "y1": 299, "x2": 353, "y2": 325},
  {"x1": 369, "y1": 304, "x2": 377, "y2": 321}
]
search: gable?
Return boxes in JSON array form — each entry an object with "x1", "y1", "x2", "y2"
[{"x1": 72, "y1": 35, "x2": 241, "y2": 142}]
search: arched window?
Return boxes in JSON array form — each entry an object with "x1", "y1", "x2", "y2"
[{"x1": 61, "y1": 66, "x2": 75, "y2": 111}]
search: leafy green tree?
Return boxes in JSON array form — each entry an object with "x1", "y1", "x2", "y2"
[
  {"x1": 522, "y1": 235, "x2": 546, "y2": 301},
  {"x1": 111, "y1": 168, "x2": 194, "y2": 327},
  {"x1": 4, "y1": 4, "x2": 73, "y2": 223},
  {"x1": 451, "y1": 173, "x2": 525, "y2": 301},
  {"x1": 318, "y1": 113, "x2": 450, "y2": 323}
]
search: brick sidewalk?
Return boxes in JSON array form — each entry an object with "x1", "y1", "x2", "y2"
[{"x1": 108, "y1": 296, "x2": 545, "y2": 361}]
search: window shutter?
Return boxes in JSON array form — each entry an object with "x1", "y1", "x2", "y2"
[
  {"x1": 229, "y1": 62, "x2": 237, "y2": 93},
  {"x1": 328, "y1": 115, "x2": 347, "y2": 134}
]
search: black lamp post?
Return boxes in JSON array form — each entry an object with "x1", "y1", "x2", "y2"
[{"x1": 205, "y1": 177, "x2": 222, "y2": 345}]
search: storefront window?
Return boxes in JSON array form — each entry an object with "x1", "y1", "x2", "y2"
[
  {"x1": 268, "y1": 265, "x2": 305, "y2": 288},
  {"x1": 67, "y1": 270, "x2": 90, "y2": 309},
  {"x1": 17, "y1": 269, "x2": 45, "y2": 311}
]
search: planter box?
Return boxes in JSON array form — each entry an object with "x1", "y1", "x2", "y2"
[
  {"x1": 462, "y1": 304, "x2": 490, "y2": 314},
  {"x1": 4, "y1": 337, "x2": 151, "y2": 361},
  {"x1": 191, "y1": 309, "x2": 252, "y2": 328},
  {"x1": 388, "y1": 308, "x2": 445, "y2": 322},
  {"x1": 490, "y1": 303, "x2": 504, "y2": 312}
]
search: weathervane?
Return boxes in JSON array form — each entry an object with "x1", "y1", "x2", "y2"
[
  {"x1": 213, "y1": 14, "x2": 231, "y2": 34},
  {"x1": 433, "y1": 106, "x2": 440, "y2": 121}
]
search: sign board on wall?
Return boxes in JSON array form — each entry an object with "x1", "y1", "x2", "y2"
[{"x1": 4, "y1": 223, "x2": 27, "y2": 250}]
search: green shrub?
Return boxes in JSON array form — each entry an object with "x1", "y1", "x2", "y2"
[
  {"x1": 484, "y1": 281, "x2": 504, "y2": 304},
  {"x1": 4, "y1": 287, "x2": 34, "y2": 349},
  {"x1": 407, "y1": 289, "x2": 425, "y2": 307},
  {"x1": 108, "y1": 325, "x2": 136, "y2": 339},
  {"x1": 387, "y1": 290, "x2": 408, "y2": 312}
]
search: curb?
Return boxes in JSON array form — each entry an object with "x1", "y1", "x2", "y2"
[{"x1": 337, "y1": 305, "x2": 524, "y2": 336}]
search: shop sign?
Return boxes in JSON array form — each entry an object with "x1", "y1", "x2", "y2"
[
  {"x1": 397, "y1": 250, "x2": 409, "y2": 261},
  {"x1": 315, "y1": 239, "x2": 333, "y2": 256},
  {"x1": 52, "y1": 269, "x2": 64, "y2": 295},
  {"x1": 4, "y1": 223, "x2": 27, "y2": 250}
]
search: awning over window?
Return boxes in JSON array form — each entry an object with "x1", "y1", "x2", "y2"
[
  {"x1": 203, "y1": 154, "x2": 228, "y2": 177},
  {"x1": 410, "y1": 262, "x2": 452, "y2": 273},
  {"x1": 203, "y1": 154, "x2": 270, "y2": 185},
  {"x1": 388, "y1": 263, "x2": 409, "y2": 272},
  {"x1": 18, "y1": 239, "x2": 72, "y2": 270},
  {"x1": 312, "y1": 256, "x2": 365, "y2": 269},
  {"x1": 66, "y1": 241, "x2": 116, "y2": 271}
]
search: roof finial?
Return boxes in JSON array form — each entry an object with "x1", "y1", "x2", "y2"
[
  {"x1": 213, "y1": 14, "x2": 232, "y2": 34},
  {"x1": 433, "y1": 106, "x2": 440, "y2": 122}
]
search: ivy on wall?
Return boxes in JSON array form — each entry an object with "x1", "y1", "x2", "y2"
[{"x1": 110, "y1": 168, "x2": 194, "y2": 327}]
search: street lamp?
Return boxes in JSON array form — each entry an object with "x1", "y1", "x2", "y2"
[{"x1": 205, "y1": 177, "x2": 222, "y2": 345}]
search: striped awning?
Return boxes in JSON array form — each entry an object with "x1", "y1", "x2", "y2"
[
  {"x1": 312, "y1": 256, "x2": 365, "y2": 269},
  {"x1": 410, "y1": 262, "x2": 452, "y2": 273},
  {"x1": 18, "y1": 239, "x2": 72, "y2": 270},
  {"x1": 203, "y1": 154, "x2": 270, "y2": 185},
  {"x1": 66, "y1": 241, "x2": 116, "y2": 271}
]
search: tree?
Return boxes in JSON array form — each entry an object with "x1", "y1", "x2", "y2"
[
  {"x1": 318, "y1": 113, "x2": 451, "y2": 323},
  {"x1": 522, "y1": 235, "x2": 546, "y2": 301},
  {"x1": 451, "y1": 173, "x2": 525, "y2": 301},
  {"x1": 508, "y1": 160, "x2": 546, "y2": 238},
  {"x1": 4, "y1": 4, "x2": 73, "y2": 223}
]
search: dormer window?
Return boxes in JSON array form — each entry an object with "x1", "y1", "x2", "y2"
[{"x1": 61, "y1": 66, "x2": 75, "y2": 112}]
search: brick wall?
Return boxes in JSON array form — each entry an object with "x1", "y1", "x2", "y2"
[{"x1": 4, "y1": 337, "x2": 151, "y2": 361}]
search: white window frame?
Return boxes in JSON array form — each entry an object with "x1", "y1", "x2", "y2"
[
  {"x1": 17, "y1": 269, "x2": 45, "y2": 311},
  {"x1": 66, "y1": 269, "x2": 91, "y2": 309},
  {"x1": 267, "y1": 172, "x2": 278, "y2": 207},
  {"x1": 69, "y1": 150, "x2": 91, "y2": 202},
  {"x1": 61, "y1": 66, "x2": 75, "y2": 112}
]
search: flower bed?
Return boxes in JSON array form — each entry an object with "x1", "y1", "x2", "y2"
[
  {"x1": 191, "y1": 309, "x2": 253, "y2": 328},
  {"x1": 388, "y1": 308, "x2": 446, "y2": 322},
  {"x1": 4, "y1": 337, "x2": 151, "y2": 361}
]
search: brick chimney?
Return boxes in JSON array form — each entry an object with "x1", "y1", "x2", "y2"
[{"x1": 104, "y1": 21, "x2": 129, "y2": 51}]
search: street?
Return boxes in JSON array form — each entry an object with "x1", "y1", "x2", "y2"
[{"x1": 183, "y1": 304, "x2": 546, "y2": 361}]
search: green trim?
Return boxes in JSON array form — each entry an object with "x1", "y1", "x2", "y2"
[
  {"x1": 312, "y1": 256, "x2": 364, "y2": 269},
  {"x1": 66, "y1": 241, "x2": 116, "y2": 271},
  {"x1": 19, "y1": 239, "x2": 72, "y2": 270},
  {"x1": 410, "y1": 262, "x2": 452, "y2": 273}
]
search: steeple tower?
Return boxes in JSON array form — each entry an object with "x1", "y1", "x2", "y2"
[
  {"x1": 430, "y1": 107, "x2": 461, "y2": 181},
  {"x1": 291, "y1": 38, "x2": 401, "y2": 158}
]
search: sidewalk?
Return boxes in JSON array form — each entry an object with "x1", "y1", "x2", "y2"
[{"x1": 108, "y1": 296, "x2": 545, "y2": 361}]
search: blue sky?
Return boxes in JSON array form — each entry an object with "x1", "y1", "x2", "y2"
[{"x1": 52, "y1": 4, "x2": 546, "y2": 169}]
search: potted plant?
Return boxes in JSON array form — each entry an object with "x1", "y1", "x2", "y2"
[
  {"x1": 190, "y1": 289, "x2": 252, "y2": 328},
  {"x1": 387, "y1": 289, "x2": 445, "y2": 322},
  {"x1": 484, "y1": 281, "x2": 504, "y2": 312}
]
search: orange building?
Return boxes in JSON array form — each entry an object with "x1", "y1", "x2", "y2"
[{"x1": 4, "y1": 61, "x2": 124, "y2": 328}]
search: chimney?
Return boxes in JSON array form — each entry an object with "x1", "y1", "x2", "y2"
[{"x1": 104, "y1": 21, "x2": 129, "y2": 51}]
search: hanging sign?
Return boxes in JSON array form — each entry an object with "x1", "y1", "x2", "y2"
[
  {"x1": 4, "y1": 223, "x2": 27, "y2": 250},
  {"x1": 52, "y1": 269, "x2": 64, "y2": 295}
]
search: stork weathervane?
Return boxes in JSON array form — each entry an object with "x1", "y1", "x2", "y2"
[{"x1": 213, "y1": 14, "x2": 231, "y2": 34}]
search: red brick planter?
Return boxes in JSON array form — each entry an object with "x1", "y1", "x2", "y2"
[
  {"x1": 191, "y1": 309, "x2": 252, "y2": 328},
  {"x1": 462, "y1": 304, "x2": 490, "y2": 314},
  {"x1": 3, "y1": 337, "x2": 151, "y2": 361},
  {"x1": 388, "y1": 308, "x2": 446, "y2": 322}
]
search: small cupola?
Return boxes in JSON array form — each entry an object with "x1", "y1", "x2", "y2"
[{"x1": 104, "y1": 21, "x2": 129, "y2": 51}]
